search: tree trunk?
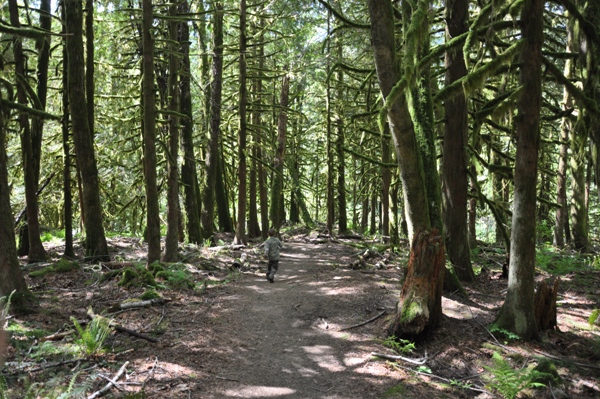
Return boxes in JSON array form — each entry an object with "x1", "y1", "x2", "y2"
[
  {"x1": 442, "y1": 0, "x2": 474, "y2": 282},
  {"x1": 234, "y1": 0, "x2": 248, "y2": 245},
  {"x1": 0, "y1": 105, "x2": 30, "y2": 305},
  {"x1": 368, "y1": 0, "x2": 443, "y2": 340},
  {"x1": 61, "y1": 8, "x2": 74, "y2": 258},
  {"x1": 271, "y1": 74, "x2": 290, "y2": 231},
  {"x1": 9, "y1": 0, "x2": 47, "y2": 263},
  {"x1": 141, "y1": 0, "x2": 161, "y2": 263},
  {"x1": 201, "y1": 3, "x2": 223, "y2": 242},
  {"x1": 163, "y1": 1, "x2": 180, "y2": 262},
  {"x1": 336, "y1": 56, "x2": 347, "y2": 234},
  {"x1": 494, "y1": 0, "x2": 543, "y2": 341},
  {"x1": 388, "y1": 229, "x2": 445, "y2": 341},
  {"x1": 381, "y1": 124, "x2": 391, "y2": 239},
  {"x1": 179, "y1": 0, "x2": 201, "y2": 245},
  {"x1": 31, "y1": 0, "x2": 51, "y2": 187},
  {"x1": 534, "y1": 278, "x2": 559, "y2": 331},
  {"x1": 85, "y1": 0, "x2": 94, "y2": 136}
]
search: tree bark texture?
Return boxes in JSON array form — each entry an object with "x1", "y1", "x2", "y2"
[
  {"x1": 534, "y1": 278, "x2": 559, "y2": 331},
  {"x1": 141, "y1": 0, "x2": 161, "y2": 263},
  {"x1": 9, "y1": 0, "x2": 47, "y2": 263},
  {"x1": 387, "y1": 229, "x2": 445, "y2": 341},
  {"x1": 179, "y1": 1, "x2": 202, "y2": 245},
  {"x1": 61, "y1": 10, "x2": 74, "y2": 257},
  {"x1": 0, "y1": 107, "x2": 30, "y2": 301},
  {"x1": 442, "y1": 0, "x2": 474, "y2": 282},
  {"x1": 163, "y1": 1, "x2": 180, "y2": 262},
  {"x1": 494, "y1": 0, "x2": 543, "y2": 341},
  {"x1": 201, "y1": 3, "x2": 223, "y2": 242},
  {"x1": 368, "y1": 0, "x2": 444, "y2": 340},
  {"x1": 85, "y1": 0, "x2": 94, "y2": 136},
  {"x1": 234, "y1": 0, "x2": 248, "y2": 245},
  {"x1": 271, "y1": 74, "x2": 290, "y2": 231},
  {"x1": 367, "y1": 0, "x2": 430, "y2": 240},
  {"x1": 32, "y1": 0, "x2": 52, "y2": 184}
]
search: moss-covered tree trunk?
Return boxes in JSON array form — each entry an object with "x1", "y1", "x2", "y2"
[
  {"x1": 270, "y1": 74, "x2": 289, "y2": 231},
  {"x1": 140, "y1": 0, "x2": 160, "y2": 263},
  {"x1": 61, "y1": 10, "x2": 74, "y2": 258},
  {"x1": 234, "y1": 0, "x2": 248, "y2": 245},
  {"x1": 494, "y1": 0, "x2": 543, "y2": 341},
  {"x1": 163, "y1": 0, "x2": 180, "y2": 262},
  {"x1": 0, "y1": 107, "x2": 30, "y2": 304},
  {"x1": 368, "y1": 0, "x2": 444, "y2": 341},
  {"x1": 65, "y1": 0, "x2": 109, "y2": 262},
  {"x1": 179, "y1": 0, "x2": 202, "y2": 245},
  {"x1": 201, "y1": 3, "x2": 223, "y2": 242},
  {"x1": 442, "y1": 0, "x2": 474, "y2": 282},
  {"x1": 9, "y1": 0, "x2": 47, "y2": 263},
  {"x1": 381, "y1": 123, "x2": 391, "y2": 241}
]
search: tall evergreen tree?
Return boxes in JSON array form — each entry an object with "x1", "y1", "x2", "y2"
[
  {"x1": 141, "y1": 0, "x2": 161, "y2": 263},
  {"x1": 494, "y1": 0, "x2": 544, "y2": 341}
]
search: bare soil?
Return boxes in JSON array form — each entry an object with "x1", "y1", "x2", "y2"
[{"x1": 2, "y1": 232, "x2": 600, "y2": 399}]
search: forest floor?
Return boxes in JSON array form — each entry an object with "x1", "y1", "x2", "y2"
[{"x1": 2, "y1": 228, "x2": 600, "y2": 398}]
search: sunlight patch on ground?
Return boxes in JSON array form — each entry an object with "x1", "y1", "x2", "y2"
[
  {"x1": 317, "y1": 286, "x2": 360, "y2": 296},
  {"x1": 221, "y1": 385, "x2": 297, "y2": 397},
  {"x1": 442, "y1": 296, "x2": 481, "y2": 319},
  {"x1": 302, "y1": 345, "x2": 346, "y2": 372}
]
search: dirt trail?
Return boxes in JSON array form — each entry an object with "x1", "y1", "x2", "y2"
[{"x1": 188, "y1": 241, "x2": 402, "y2": 399}]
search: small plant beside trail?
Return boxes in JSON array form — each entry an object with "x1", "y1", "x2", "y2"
[
  {"x1": 484, "y1": 352, "x2": 549, "y2": 399},
  {"x1": 71, "y1": 314, "x2": 112, "y2": 356},
  {"x1": 381, "y1": 335, "x2": 416, "y2": 354}
]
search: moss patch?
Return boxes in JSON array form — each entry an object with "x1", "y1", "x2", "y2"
[{"x1": 29, "y1": 259, "x2": 79, "y2": 278}]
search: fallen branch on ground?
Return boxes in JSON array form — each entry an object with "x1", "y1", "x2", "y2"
[
  {"x1": 371, "y1": 352, "x2": 428, "y2": 365},
  {"x1": 87, "y1": 361, "x2": 129, "y2": 399},
  {"x1": 339, "y1": 311, "x2": 386, "y2": 331},
  {"x1": 108, "y1": 297, "x2": 170, "y2": 312},
  {"x1": 87, "y1": 309, "x2": 158, "y2": 343}
]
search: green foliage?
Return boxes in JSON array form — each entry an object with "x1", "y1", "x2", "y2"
[
  {"x1": 139, "y1": 290, "x2": 161, "y2": 300},
  {"x1": 484, "y1": 352, "x2": 548, "y2": 399},
  {"x1": 381, "y1": 335, "x2": 416, "y2": 355},
  {"x1": 449, "y1": 379, "x2": 473, "y2": 389},
  {"x1": 40, "y1": 229, "x2": 65, "y2": 243},
  {"x1": 29, "y1": 259, "x2": 79, "y2": 278},
  {"x1": 0, "y1": 376, "x2": 7, "y2": 399},
  {"x1": 535, "y1": 247, "x2": 585, "y2": 275},
  {"x1": 489, "y1": 324, "x2": 521, "y2": 341},
  {"x1": 20, "y1": 373, "x2": 91, "y2": 399},
  {"x1": 589, "y1": 309, "x2": 600, "y2": 327},
  {"x1": 71, "y1": 314, "x2": 111, "y2": 356}
]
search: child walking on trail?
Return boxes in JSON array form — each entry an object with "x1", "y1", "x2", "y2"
[{"x1": 264, "y1": 228, "x2": 283, "y2": 283}]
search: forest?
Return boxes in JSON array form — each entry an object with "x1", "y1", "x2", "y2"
[{"x1": 1, "y1": 0, "x2": 600, "y2": 397}]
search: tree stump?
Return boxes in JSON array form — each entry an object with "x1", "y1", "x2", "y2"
[
  {"x1": 387, "y1": 229, "x2": 445, "y2": 342},
  {"x1": 534, "y1": 278, "x2": 559, "y2": 331}
]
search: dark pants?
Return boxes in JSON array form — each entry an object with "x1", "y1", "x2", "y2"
[{"x1": 267, "y1": 260, "x2": 279, "y2": 280}]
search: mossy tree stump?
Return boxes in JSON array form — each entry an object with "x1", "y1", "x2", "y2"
[{"x1": 387, "y1": 229, "x2": 445, "y2": 341}]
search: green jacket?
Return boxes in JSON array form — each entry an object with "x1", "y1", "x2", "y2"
[{"x1": 264, "y1": 237, "x2": 283, "y2": 261}]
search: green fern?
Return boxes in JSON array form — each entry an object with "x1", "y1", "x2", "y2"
[
  {"x1": 484, "y1": 352, "x2": 548, "y2": 399},
  {"x1": 71, "y1": 314, "x2": 112, "y2": 356},
  {"x1": 381, "y1": 335, "x2": 416, "y2": 355}
]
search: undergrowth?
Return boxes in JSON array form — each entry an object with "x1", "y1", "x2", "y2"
[{"x1": 484, "y1": 352, "x2": 549, "y2": 399}]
